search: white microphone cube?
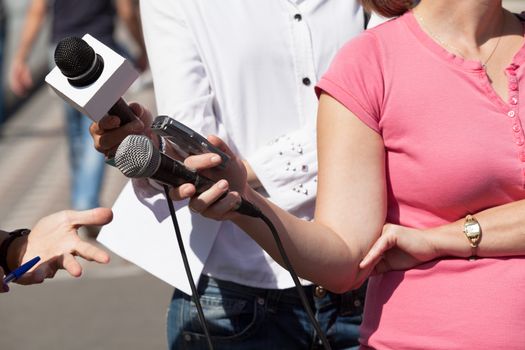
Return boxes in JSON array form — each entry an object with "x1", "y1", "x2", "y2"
[{"x1": 45, "y1": 34, "x2": 140, "y2": 122}]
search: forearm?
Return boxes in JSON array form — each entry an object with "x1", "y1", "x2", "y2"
[
  {"x1": 430, "y1": 199, "x2": 525, "y2": 258},
  {"x1": 242, "y1": 160, "x2": 263, "y2": 190},
  {"x1": 116, "y1": 0, "x2": 146, "y2": 56},
  {"x1": 232, "y1": 187, "x2": 363, "y2": 293},
  {"x1": 13, "y1": 0, "x2": 47, "y2": 63}
]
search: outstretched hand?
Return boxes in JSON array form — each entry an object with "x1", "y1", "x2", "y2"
[{"x1": 12, "y1": 208, "x2": 113, "y2": 286}]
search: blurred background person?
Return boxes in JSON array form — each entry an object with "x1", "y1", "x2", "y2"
[{"x1": 8, "y1": 0, "x2": 147, "y2": 239}]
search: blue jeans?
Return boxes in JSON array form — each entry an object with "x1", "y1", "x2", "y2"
[
  {"x1": 167, "y1": 275, "x2": 366, "y2": 350},
  {"x1": 64, "y1": 104, "x2": 105, "y2": 210}
]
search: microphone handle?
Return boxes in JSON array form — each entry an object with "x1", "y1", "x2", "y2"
[{"x1": 108, "y1": 98, "x2": 136, "y2": 125}]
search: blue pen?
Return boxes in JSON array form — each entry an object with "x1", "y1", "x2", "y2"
[{"x1": 3, "y1": 256, "x2": 41, "y2": 284}]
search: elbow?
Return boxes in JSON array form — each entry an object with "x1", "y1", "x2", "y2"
[{"x1": 320, "y1": 265, "x2": 364, "y2": 294}]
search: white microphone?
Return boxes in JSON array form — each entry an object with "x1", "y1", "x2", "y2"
[{"x1": 45, "y1": 34, "x2": 140, "y2": 123}]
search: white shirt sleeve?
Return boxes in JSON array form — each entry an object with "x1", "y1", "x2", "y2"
[
  {"x1": 139, "y1": 0, "x2": 231, "y2": 146},
  {"x1": 245, "y1": 122, "x2": 317, "y2": 215}
]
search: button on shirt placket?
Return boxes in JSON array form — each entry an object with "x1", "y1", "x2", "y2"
[
  {"x1": 288, "y1": 3, "x2": 317, "y2": 125},
  {"x1": 506, "y1": 69, "x2": 525, "y2": 186},
  {"x1": 283, "y1": 2, "x2": 317, "y2": 198}
]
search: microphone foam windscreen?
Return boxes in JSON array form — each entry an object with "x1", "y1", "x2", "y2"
[
  {"x1": 115, "y1": 135, "x2": 161, "y2": 178},
  {"x1": 54, "y1": 37, "x2": 95, "y2": 78}
]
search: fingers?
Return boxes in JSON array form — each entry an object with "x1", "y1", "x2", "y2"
[
  {"x1": 359, "y1": 234, "x2": 395, "y2": 270},
  {"x1": 60, "y1": 254, "x2": 83, "y2": 277},
  {"x1": 64, "y1": 207, "x2": 113, "y2": 227},
  {"x1": 169, "y1": 183, "x2": 197, "y2": 201},
  {"x1": 183, "y1": 153, "x2": 224, "y2": 171},
  {"x1": 190, "y1": 184, "x2": 243, "y2": 220},
  {"x1": 129, "y1": 102, "x2": 152, "y2": 125},
  {"x1": 188, "y1": 179, "x2": 229, "y2": 211},
  {"x1": 91, "y1": 115, "x2": 146, "y2": 156},
  {"x1": 16, "y1": 260, "x2": 57, "y2": 285},
  {"x1": 74, "y1": 240, "x2": 110, "y2": 264}
]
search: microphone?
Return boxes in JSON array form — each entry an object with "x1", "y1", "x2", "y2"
[
  {"x1": 114, "y1": 135, "x2": 261, "y2": 217},
  {"x1": 45, "y1": 34, "x2": 140, "y2": 124}
]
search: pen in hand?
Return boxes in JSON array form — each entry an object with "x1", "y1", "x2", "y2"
[{"x1": 3, "y1": 256, "x2": 41, "y2": 284}]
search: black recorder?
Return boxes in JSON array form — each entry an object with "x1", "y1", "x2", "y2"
[{"x1": 151, "y1": 115, "x2": 229, "y2": 169}]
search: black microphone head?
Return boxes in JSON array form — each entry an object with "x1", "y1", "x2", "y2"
[
  {"x1": 54, "y1": 36, "x2": 104, "y2": 87},
  {"x1": 115, "y1": 135, "x2": 161, "y2": 178}
]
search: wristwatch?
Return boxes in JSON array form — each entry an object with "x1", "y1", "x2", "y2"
[
  {"x1": 463, "y1": 215, "x2": 481, "y2": 258},
  {"x1": 0, "y1": 228, "x2": 31, "y2": 274}
]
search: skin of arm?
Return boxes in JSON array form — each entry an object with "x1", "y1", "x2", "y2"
[
  {"x1": 242, "y1": 160, "x2": 263, "y2": 190},
  {"x1": 9, "y1": 0, "x2": 47, "y2": 96},
  {"x1": 170, "y1": 93, "x2": 388, "y2": 293},
  {"x1": 361, "y1": 199, "x2": 525, "y2": 274},
  {"x1": 115, "y1": 0, "x2": 148, "y2": 71}
]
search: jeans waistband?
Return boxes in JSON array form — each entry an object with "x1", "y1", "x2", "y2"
[{"x1": 198, "y1": 275, "x2": 367, "y2": 309}]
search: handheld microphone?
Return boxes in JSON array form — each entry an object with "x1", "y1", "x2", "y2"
[
  {"x1": 45, "y1": 34, "x2": 140, "y2": 123},
  {"x1": 114, "y1": 135, "x2": 260, "y2": 217}
]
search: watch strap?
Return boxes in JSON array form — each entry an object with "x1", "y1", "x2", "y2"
[{"x1": 0, "y1": 229, "x2": 31, "y2": 274}]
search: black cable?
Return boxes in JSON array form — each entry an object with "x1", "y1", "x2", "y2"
[
  {"x1": 163, "y1": 185, "x2": 214, "y2": 350},
  {"x1": 253, "y1": 209, "x2": 332, "y2": 350},
  {"x1": 163, "y1": 183, "x2": 331, "y2": 350}
]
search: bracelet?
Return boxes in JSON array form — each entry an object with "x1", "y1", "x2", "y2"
[
  {"x1": 463, "y1": 215, "x2": 482, "y2": 260},
  {"x1": 0, "y1": 229, "x2": 31, "y2": 274}
]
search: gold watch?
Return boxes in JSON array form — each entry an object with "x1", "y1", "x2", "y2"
[{"x1": 463, "y1": 214, "x2": 482, "y2": 258}]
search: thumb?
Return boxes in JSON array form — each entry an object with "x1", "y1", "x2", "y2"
[{"x1": 68, "y1": 208, "x2": 113, "y2": 227}]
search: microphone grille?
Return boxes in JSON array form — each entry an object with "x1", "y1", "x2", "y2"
[
  {"x1": 115, "y1": 135, "x2": 161, "y2": 178},
  {"x1": 54, "y1": 37, "x2": 95, "y2": 78}
]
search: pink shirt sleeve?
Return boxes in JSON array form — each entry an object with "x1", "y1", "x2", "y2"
[{"x1": 316, "y1": 32, "x2": 385, "y2": 133}]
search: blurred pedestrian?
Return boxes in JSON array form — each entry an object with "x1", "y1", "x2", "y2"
[
  {"x1": 1, "y1": 207, "x2": 112, "y2": 293},
  {"x1": 9, "y1": 0, "x2": 147, "y2": 238}
]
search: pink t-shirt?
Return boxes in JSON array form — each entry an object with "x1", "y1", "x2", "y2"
[{"x1": 317, "y1": 11, "x2": 525, "y2": 350}]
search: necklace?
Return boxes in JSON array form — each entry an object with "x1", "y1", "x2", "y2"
[{"x1": 414, "y1": 10, "x2": 504, "y2": 69}]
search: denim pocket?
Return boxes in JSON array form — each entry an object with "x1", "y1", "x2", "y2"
[{"x1": 184, "y1": 291, "x2": 262, "y2": 344}]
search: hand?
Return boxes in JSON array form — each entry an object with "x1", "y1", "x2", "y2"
[
  {"x1": 359, "y1": 223, "x2": 439, "y2": 274},
  {"x1": 9, "y1": 59, "x2": 33, "y2": 97},
  {"x1": 12, "y1": 208, "x2": 113, "y2": 285},
  {"x1": 135, "y1": 52, "x2": 149, "y2": 72},
  {"x1": 90, "y1": 102, "x2": 153, "y2": 158},
  {"x1": 169, "y1": 135, "x2": 249, "y2": 221}
]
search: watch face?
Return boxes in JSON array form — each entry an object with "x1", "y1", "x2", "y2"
[
  {"x1": 464, "y1": 222, "x2": 481, "y2": 243},
  {"x1": 465, "y1": 224, "x2": 479, "y2": 237}
]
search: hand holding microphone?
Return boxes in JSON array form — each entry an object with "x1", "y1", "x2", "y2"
[{"x1": 114, "y1": 134, "x2": 260, "y2": 218}]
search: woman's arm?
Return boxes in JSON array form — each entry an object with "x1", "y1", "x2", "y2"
[
  {"x1": 171, "y1": 93, "x2": 388, "y2": 292},
  {"x1": 361, "y1": 199, "x2": 525, "y2": 274}
]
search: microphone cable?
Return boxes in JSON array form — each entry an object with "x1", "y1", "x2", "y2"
[
  {"x1": 163, "y1": 185, "x2": 214, "y2": 350},
  {"x1": 162, "y1": 185, "x2": 332, "y2": 350}
]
